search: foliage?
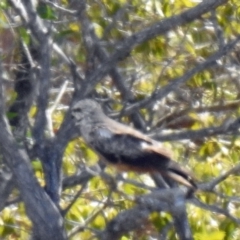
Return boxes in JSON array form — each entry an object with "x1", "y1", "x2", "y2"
[{"x1": 0, "y1": 0, "x2": 240, "y2": 239}]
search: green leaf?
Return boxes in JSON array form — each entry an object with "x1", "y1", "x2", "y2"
[
  {"x1": 37, "y1": 3, "x2": 57, "y2": 20},
  {"x1": 195, "y1": 231, "x2": 225, "y2": 240}
]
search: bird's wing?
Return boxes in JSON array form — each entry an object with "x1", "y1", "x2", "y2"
[
  {"x1": 104, "y1": 117, "x2": 173, "y2": 157},
  {"x1": 91, "y1": 124, "x2": 196, "y2": 188},
  {"x1": 91, "y1": 125, "x2": 170, "y2": 165}
]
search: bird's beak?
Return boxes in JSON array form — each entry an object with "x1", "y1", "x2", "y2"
[{"x1": 71, "y1": 112, "x2": 83, "y2": 124}]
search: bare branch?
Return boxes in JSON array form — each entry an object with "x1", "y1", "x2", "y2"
[
  {"x1": 124, "y1": 35, "x2": 240, "y2": 114},
  {"x1": 99, "y1": 188, "x2": 192, "y2": 240},
  {"x1": 0, "y1": 50, "x2": 66, "y2": 240},
  {"x1": 155, "y1": 99, "x2": 240, "y2": 128},
  {"x1": 151, "y1": 117, "x2": 240, "y2": 141},
  {"x1": 200, "y1": 163, "x2": 240, "y2": 191},
  {"x1": 76, "y1": 0, "x2": 228, "y2": 97},
  {"x1": 191, "y1": 198, "x2": 240, "y2": 224},
  {"x1": 76, "y1": 1, "x2": 145, "y2": 129}
]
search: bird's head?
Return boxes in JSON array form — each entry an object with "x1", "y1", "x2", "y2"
[{"x1": 71, "y1": 99, "x2": 103, "y2": 125}]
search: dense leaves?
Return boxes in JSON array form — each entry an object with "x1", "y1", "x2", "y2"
[{"x1": 0, "y1": 0, "x2": 240, "y2": 239}]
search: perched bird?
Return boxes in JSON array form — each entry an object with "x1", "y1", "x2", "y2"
[{"x1": 71, "y1": 99, "x2": 197, "y2": 189}]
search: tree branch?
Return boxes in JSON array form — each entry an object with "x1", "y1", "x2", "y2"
[
  {"x1": 99, "y1": 188, "x2": 192, "y2": 240},
  {"x1": 77, "y1": 0, "x2": 228, "y2": 97},
  {"x1": 151, "y1": 117, "x2": 240, "y2": 141},
  {"x1": 0, "y1": 46, "x2": 66, "y2": 240}
]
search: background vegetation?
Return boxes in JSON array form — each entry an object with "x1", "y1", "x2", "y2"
[{"x1": 0, "y1": 0, "x2": 240, "y2": 239}]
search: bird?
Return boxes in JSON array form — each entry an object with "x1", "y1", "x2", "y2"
[{"x1": 71, "y1": 99, "x2": 197, "y2": 189}]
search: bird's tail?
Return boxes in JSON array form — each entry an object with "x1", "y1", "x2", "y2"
[{"x1": 165, "y1": 161, "x2": 197, "y2": 189}]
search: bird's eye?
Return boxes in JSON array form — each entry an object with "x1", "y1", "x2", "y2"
[
  {"x1": 72, "y1": 107, "x2": 82, "y2": 114},
  {"x1": 71, "y1": 107, "x2": 82, "y2": 121}
]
